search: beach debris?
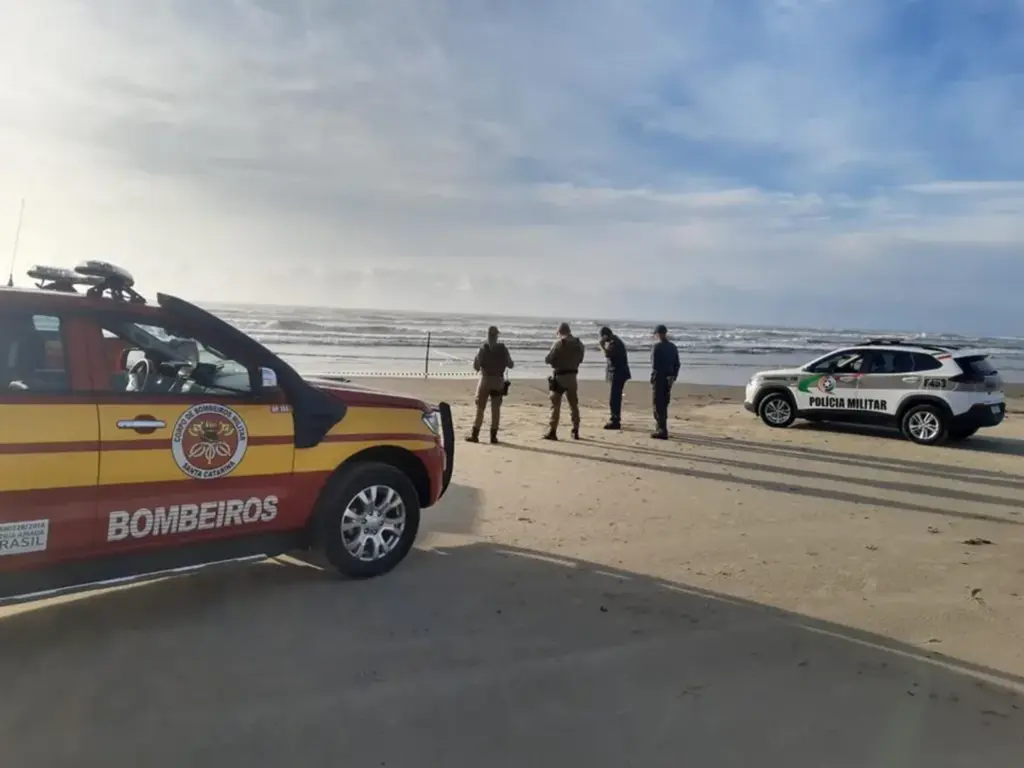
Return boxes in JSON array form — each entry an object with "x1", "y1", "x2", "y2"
[
  {"x1": 963, "y1": 537, "x2": 993, "y2": 546},
  {"x1": 927, "y1": 526, "x2": 940, "y2": 534},
  {"x1": 981, "y1": 709, "x2": 1009, "y2": 719}
]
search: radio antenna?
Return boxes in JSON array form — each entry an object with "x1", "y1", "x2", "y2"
[{"x1": 6, "y1": 198, "x2": 25, "y2": 288}]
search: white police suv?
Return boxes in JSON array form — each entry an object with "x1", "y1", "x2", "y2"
[{"x1": 743, "y1": 339, "x2": 1006, "y2": 445}]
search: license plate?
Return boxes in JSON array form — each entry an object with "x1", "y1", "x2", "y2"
[{"x1": 991, "y1": 405, "x2": 1002, "y2": 415}]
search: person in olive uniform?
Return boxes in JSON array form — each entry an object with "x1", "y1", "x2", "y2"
[
  {"x1": 599, "y1": 325, "x2": 631, "y2": 430},
  {"x1": 543, "y1": 322, "x2": 585, "y2": 440},
  {"x1": 650, "y1": 324, "x2": 680, "y2": 440},
  {"x1": 467, "y1": 325, "x2": 514, "y2": 444}
]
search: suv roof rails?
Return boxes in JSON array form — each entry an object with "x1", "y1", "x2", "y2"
[
  {"x1": 860, "y1": 337, "x2": 960, "y2": 353},
  {"x1": 861, "y1": 338, "x2": 906, "y2": 346}
]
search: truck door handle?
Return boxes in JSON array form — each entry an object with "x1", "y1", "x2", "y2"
[{"x1": 117, "y1": 417, "x2": 166, "y2": 434}]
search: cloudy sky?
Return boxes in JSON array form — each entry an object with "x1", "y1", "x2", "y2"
[{"x1": 2, "y1": 0, "x2": 1023, "y2": 334}]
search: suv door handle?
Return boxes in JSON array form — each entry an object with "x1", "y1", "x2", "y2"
[{"x1": 117, "y1": 417, "x2": 166, "y2": 432}]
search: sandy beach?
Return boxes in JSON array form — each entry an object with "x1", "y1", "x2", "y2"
[{"x1": 2, "y1": 378, "x2": 1023, "y2": 767}]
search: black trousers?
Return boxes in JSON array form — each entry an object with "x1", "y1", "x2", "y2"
[
  {"x1": 652, "y1": 378, "x2": 672, "y2": 430},
  {"x1": 608, "y1": 374, "x2": 628, "y2": 422}
]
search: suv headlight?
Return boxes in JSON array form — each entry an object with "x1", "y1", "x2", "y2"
[{"x1": 422, "y1": 410, "x2": 442, "y2": 437}]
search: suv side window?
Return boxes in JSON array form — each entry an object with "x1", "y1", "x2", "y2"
[
  {"x1": 809, "y1": 350, "x2": 866, "y2": 374},
  {"x1": 0, "y1": 313, "x2": 69, "y2": 392},
  {"x1": 863, "y1": 351, "x2": 925, "y2": 374},
  {"x1": 99, "y1": 317, "x2": 255, "y2": 397},
  {"x1": 862, "y1": 351, "x2": 896, "y2": 374},
  {"x1": 910, "y1": 353, "x2": 942, "y2": 372}
]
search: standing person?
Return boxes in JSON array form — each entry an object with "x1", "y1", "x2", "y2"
[
  {"x1": 599, "y1": 326, "x2": 631, "y2": 430},
  {"x1": 467, "y1": 325, "x2": 514, "y2": 444},
  {"x1": 650, "y1": 324, "x2": 680, "y2": 440},
  {"x1": 543, "y1": 322, "x2": 585, "y2": 440}
]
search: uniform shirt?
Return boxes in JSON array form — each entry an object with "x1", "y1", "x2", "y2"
[
  {"x1": 545, "y1": 335, "x2": 586, "y2": 373},
  {"x1": 650, "y1": 339, "x2": 680, "y2": 382},
  {"x1": 473, "y1": 341, "x2": 513, "y2": 377},
  {"x1": 601, "y1": 334, "x2": 631, "y2": 380}
]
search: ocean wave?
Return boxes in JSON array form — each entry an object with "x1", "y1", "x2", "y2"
[
  {"x1": 210, "y1": 305, "x2": 1024, "y2": 359},
  {"x1": 268, "y1": 319, "x2": 329, "y2": 332}
]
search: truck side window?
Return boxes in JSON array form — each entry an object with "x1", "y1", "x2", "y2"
[
  {"x1": 0, "y1": 313, "x2": 69, "y2": 392},
  {"x1": 101, "y1": 318, "x2": 254, "y2": 397}
]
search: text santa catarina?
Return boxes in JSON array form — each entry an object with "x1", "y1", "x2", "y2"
[{"x1": 107, "y1": 495, "x2": 278, "y2": 542}]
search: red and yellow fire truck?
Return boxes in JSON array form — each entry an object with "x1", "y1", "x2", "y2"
[{"x1": 0, "y1": 261, "x2": 455, "y2": 602}]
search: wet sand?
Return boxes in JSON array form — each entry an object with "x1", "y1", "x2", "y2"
[{"x1": 1, "y1": 378, "x2": 1022, "y2": 767}]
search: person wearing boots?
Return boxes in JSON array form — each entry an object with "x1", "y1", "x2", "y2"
[
  {"x1": 650, "y1": 324, "x2": 680, "y2": 440},
  {"x1": 599, "y1": 325, "x2": 631, "y2": 430},
  {"x1": 467, "y1": 325, "x2": 514, "y2": 444},
  {"x1": 543, "y1": 322, "x2": 585, "y2": 440}
]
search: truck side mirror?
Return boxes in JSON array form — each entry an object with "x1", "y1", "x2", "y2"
[{"x1": 259, "y1": 366, "x2": 279, "y2": 391}]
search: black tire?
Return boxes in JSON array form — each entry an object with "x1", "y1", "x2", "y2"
[
  {"x1": 758, "y1": 391, "x2": 796, "y2": 428},
  {"x1": 900, "y1": 404, "x2": 948, "y2": 446},
  {"x1": 947, "y1": 425, "x2": 978, "y2": 442},
  {"x1": 313, "y1": 461, "x2": 421, "y2": 579}
]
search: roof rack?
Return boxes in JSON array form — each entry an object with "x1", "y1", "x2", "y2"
[
  {"x1": 76, "y1": 261, "x2": 146, "y2": 304},
  {"x1": 860, "y1": 338, "x2": 906, "y2": 346},
  {"x1": 26, "y1": 265, "x2": 105, "y2": 293},
  {"x1": 859, "y1": 337, "x2": 960, "y2": 353}
]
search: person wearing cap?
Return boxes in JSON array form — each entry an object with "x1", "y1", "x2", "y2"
[
  {"x1": 598, "y1": 325, "x2": 631, "y2": 429},
  {"x1": 543, "y1": 322, "x2": 586, "y2": 440},
  {"x1": 650, "y1": 324, "x2": 680, "y2": 439},
  {"x1": 467, "y1": 325, "x2": 514, "y2": 443}
]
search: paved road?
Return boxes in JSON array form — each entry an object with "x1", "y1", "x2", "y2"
[{"x1": 2, "y1": 542, "x2": 1023, "y2": 768}]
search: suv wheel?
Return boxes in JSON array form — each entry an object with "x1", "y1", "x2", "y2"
[
  {"x1": 314, "y1": 462, "x2": 421, "y2": 579},
  {"x1": 901, "y1": 405, "x2": 947, "y2": 446},
  {"x1": 758, "y1": 392, "x2": 796, "y2": 428}
]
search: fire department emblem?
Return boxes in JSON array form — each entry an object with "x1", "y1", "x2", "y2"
[{"x1": 171, "y1": 403, "x2": 249, "y2": 480}]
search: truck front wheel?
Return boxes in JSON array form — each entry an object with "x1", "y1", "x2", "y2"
[{"x1": 314, "y1": 462, "x2": 421, "y2": 578}]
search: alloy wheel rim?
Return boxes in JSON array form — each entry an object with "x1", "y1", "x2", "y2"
[
  {"x1": 908, "y1": 412, "x2": 940, "y2": 442},
  {"x1": 341, "y1": 485, "x2": 406, "y2": 562},
  {"x1": 764, "y1": 399, "x2": 791, "y2": 424}
]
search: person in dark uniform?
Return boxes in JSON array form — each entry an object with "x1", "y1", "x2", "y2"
[
  {"x1": 544, "y1": 322, "x2": 585, "y2": 440},
  {"x1": 599, "y1": 326, "x2": 631, "y2": 430},
  {"x1": 650, "y1": 324, "x2": 680, "y2": 439},
  {"x1": 467, "y1": 325, "x2": 513, "y2": 444}
]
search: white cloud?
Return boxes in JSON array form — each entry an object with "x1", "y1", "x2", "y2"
[{"x1": 0, "y1": 0, "x2": 1022, "y2": 333}]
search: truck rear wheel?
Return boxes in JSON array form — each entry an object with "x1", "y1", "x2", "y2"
[
  {"x1": 901, "y1": 404, "x2": 947, "y2": 446},
  {"x1": 314, "y1": 462, "x2": 421, "y2": 579}
]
